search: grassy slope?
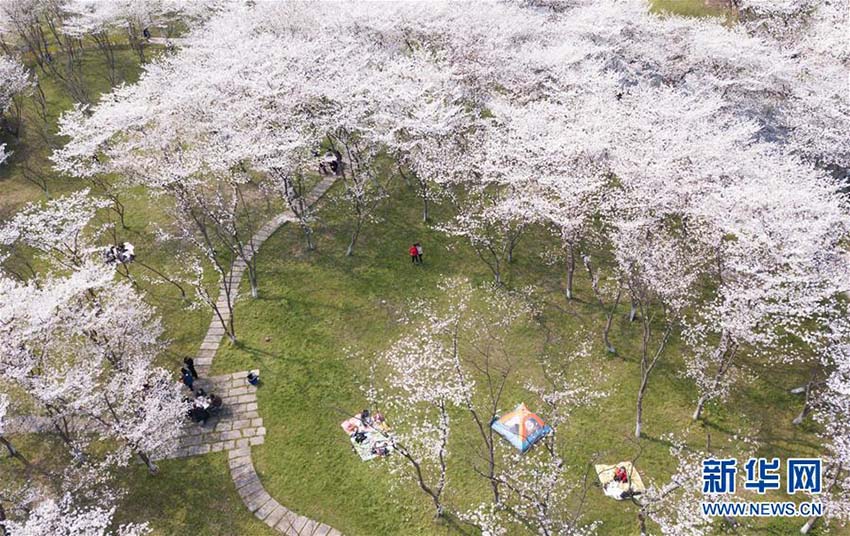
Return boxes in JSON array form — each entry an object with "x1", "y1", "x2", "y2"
[
  {"x1": 116, "y1": 454, "x2": 278, "y2": 536},
  {"x1": 208, "y1": 181, "x2": 826, "y2": 535},
  {"x1": 0, "y1": 434, "x2": 276, "y2": 536},
  {"x1": 0, "y1": 44, "x2": 213, "y2": 360},
  {"x1": 0, "y1": 44, "x2": 227, "y2": 533},
  {"x1": 650, "y1": 0, "x2": 730, "y2": 18},
  {"x1": 1, "y1": 6, "x2": 836, "y2": 535}
]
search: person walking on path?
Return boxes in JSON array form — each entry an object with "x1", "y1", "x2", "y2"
[
  {"x1": 184, "y1": 357, "x2": 199, "y2": 379},
  {"x1": 409, "y1": 244, "x2": 419, "y2": 264},
  {"x1": 415, "y1": 242, "x2": 423, "y2": 264},
  {"x1": 180, "y1": 367, "x2": 194, "y2": 390}
]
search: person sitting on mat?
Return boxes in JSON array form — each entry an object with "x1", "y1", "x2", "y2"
[{"x1": 613, "y1": 466, "x2": 628, "y2": 483}]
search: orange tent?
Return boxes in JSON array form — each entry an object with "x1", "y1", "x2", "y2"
[{"x1": 491, "y1": 403, "x2": 552, "y2": 452}]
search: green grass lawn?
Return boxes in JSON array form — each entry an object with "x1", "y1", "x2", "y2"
[
  {"x1": 650, "y1": 0, "x2": 731, "y2": 18},
  {"x1": 115, "y1": 454, "x2": 279, "y2": 536},
  {"x1": 0, "y1": 43, "x2": 218, "y2": 362},
  {"x1": 195, "y1": 181, "x2": 825, "y2": 535},
  {"x1": 0, "y1": 11, "x2": 837, "y2": 536}
]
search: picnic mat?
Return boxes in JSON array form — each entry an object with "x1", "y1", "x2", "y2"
[
  {"x1": 595, "y1": 462, "x2": 646, "y2": 500},
  {"x1": 349, "y1": 429, "x2": 393, "y2": 461}
]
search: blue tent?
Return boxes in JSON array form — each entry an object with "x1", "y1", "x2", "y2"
[{"x1": 491, "y1": 403, "x2": 552, "y2": 453}]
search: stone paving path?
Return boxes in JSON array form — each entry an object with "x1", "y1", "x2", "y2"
[
  {"x1": 194, "y1": 175, "x2": 337, "y2": 377},
  {"x1": 6, "y1": 415, "x2": 54, "y2": 434},
  {"x1": 159, "y1": 371, "x2": 265, "y2": 460},
  {"x1": 229, "y1": 448, "x2": 341, "y2": 536},
  {"x1": 147, "y1": 37, "x2": 186, "y2": 46},
  {"x1": 183, "y1": 175, "x2": 342, "y2": 535},
  {"x1": 8, "y1": 176, "x2": 340, "y2": 535}
]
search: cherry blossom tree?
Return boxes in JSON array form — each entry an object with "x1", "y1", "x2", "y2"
[
  {"x1": 471, "y1": 341, "x2": 604, "y2": 536},
  {"x1": 0, "y1": 0, "x2": 91, "y2": 103},
  {"x1": 375, "y1": 278, "x2": 536, "y2": 516},
  {"x1": 375, "y1": 49, "x2": 477, "y2": 222},
  {"x1": 638, "y1": 442, "x2": 727, "y2": 536},
  {"x1": 679, "y1": 146, "x2": 850, "y2": 421},
  {"x1": 261, "y1": 166, "x2": 317, "y2": 252},
  {"x1": 55, "y1": 87, "x2": 272, "y2": 338},
  {"x1": 0, "y1": 54, "x2": 31, "y2": 139},
  {"x1": 379, "y1": 310, "x2": 468, "y2": 517},
  {"x1": 157, "y1": 175, "x2": 268, "y2": 340},
  {"x1": 374, "y1": 277, "x2": 606, "y2": 528},
  {"x1": 800, "y1": 341, "x2": 850, "y2": 533},
  {"x1": 617, "y1": 227, "x2": 695, "y2": 439},
  {"x1": 439, "y1": 188, "x2": 533, "y2": 285},
  {"x1": 0, "y1": 394, "x2": 27, "y2": 466},
  {"x1": 0, "y1": 188, "x2": 109, "y2": 274},
  {"x1": 1, "y1": 491, "x2": 150, "y2": 536},
  {"x1": 0, "y1": 262, "x2": 187, "y2": 473},
  {"x1": 0, "y1": 194, "x2": 189, "y2": 472},
  {"x1": 62, "y1": 0, "x2": 225, "y2": 72},
  {"x1": 484, "y1": 452, "x2": 599, "y2": 536}
]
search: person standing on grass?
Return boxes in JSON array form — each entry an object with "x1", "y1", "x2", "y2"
[
  {"x1": 415, "y1": 242, "x2": 423, "y2": 264},
  {"x1": 180, "y1": 367, "x2": 194, "y2": 390},
  {"x1": 184, "y1": 357, "x2": 198, "y2": 379},
  {"x1": 409, "y1": 244, "x2": 419, "y2": 264}
]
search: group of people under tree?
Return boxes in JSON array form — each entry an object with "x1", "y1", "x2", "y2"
[{"x1": 178, "y1": 357, "x2": 224, "y2": 424}]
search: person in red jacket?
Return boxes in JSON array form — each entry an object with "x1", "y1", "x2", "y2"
[
  {"x1": 613, "y1": 466, "x2": 628, "y2": 483},
  {"x1": 409, "y1": 244, "x2": 419, "y2": 264}
]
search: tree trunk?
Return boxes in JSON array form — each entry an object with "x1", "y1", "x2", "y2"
[
  {"x1": 692, "y1": 341, "x2": 738, "y2": 422},
  {"x1": 210, "y1": 300, "x2": 236, "y2": 344},
  {"x1": 792, "y1": 378, "x2": 814, "y2": 426},
  {"x1": 138, "y1": 451, "x2": 158, "y2": 475},
  {"x1": 400, "y1": 449, "x2": 444, "y2": 518},
  {"x1": 422, "y1": 185, "x2": 429, "y2": 222},
  {"x1": 635, "y1": 323, "x2": 672, "y2": 438},
  {"x1": 507, "y1": 239, "x2": 517, "y2": 264},
  {"x1": 92, "y1": 32, "x2": 117, "y2": 86},
  {"x1": 800, "y1": 516, "x2": 817, "y2": 534},
  {"x1": 302, "y1": 224, "x2": 315, "y2": 251},
  {"x1": 635, "y1": 382, "x2": 646, "y2": 438},
  {"x1": 565, "y1": 242, "x2": 575, "y2": 301},
  {"x1": 692, "y1": 395, "x2": 706, "y2": 421},
  {"x1": 800, "y1": 464, "x2": 843, "y2": 533},
  {"x1": 48, "y1": 413, "x2": 80, "y2": 457},
  {"x1": 248, "y1": 269, "x2": 258, "y2": 299},
  {"x1": 603, "y1": 287, "x2": 622, "y2": 354},
  {"x1": 110, "y1": 195, "x2": 128, "y2": 229},
  {"x1": 0, "y1": 437, "x2": 28, "y2": 466},
  {"x1": 792, "y1": 401, "x2": 811, "y2": 426},
  {"x1": 347, "y1": 220, "x2": 363, "y2": 257}
]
